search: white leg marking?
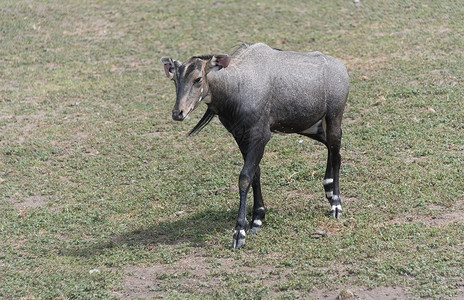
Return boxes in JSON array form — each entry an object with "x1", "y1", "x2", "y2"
[
  {"x1": 323, "y1": 178, "x2": 334, "y2": 185},
  {"x1": 253, "y1": 219, "x2": 262, "y2": 227},
  {"x1": 239, "y1": 229, "x2": 246, "y2": 236},
  {"x1": 326, "y1": 191, "x2": 333, "y2": 198},
  {"x1": 331, "y1": 204, "x2": 342, "y2": 211}
]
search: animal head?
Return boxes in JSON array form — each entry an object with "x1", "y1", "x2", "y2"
[{"x1": 161, "y1": 55, "x2": 230, "y2": 121}]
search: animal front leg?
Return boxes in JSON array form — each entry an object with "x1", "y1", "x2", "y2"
[
  {"x1": 249, "y1": 166, "x2": 265, "y2": 235},
  {"x1": 232, "y1": 173, "x2": 250, "y2": 249},
  {"x1": 232, "y1": 135, "x2": 268, "y2": 249}
]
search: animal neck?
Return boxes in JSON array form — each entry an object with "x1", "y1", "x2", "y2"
[{"x1": 205, "y1": 69, "x2": 240, "y2": 118}]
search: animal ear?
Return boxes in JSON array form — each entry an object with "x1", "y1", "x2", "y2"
[
  {"x1": 207, "y1": 54, "x2": 231, "y2": 72},
  {"x1": 160, "y1": 57, "x2": 181, "y2": 77}
]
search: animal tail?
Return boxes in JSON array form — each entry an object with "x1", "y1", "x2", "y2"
[{"x1": 188, "y1": 108, "x2": 215, "y2": 136}]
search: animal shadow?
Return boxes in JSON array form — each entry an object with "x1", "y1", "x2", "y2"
[{"x1": 65, "y1": 208, "x2": 237, "y2": 258}]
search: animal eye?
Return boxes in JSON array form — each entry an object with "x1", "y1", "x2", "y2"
[{"x1": 194, "y1": 77, "x2": 202, "y2": 84}]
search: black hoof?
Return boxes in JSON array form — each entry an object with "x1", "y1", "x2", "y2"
[
  {"x1": 331, "y1": 205, "x2": 342, "y2": 219},
  {"x1": 232, "y1": 229, "x2": 246, "y2": 249},
  {"x1": 249, "y1": 226, "x2": 261, "y2": 235},
  {"x1": 249, "y1": 219, "x2": 263, "y2": 235}
]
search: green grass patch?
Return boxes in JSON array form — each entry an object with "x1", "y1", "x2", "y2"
[{"x1": 1, "y1": 0, "x2": 463, "y2": 299}]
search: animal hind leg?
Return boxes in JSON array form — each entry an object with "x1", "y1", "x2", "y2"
[
  {"x1": 325, "y1": 119, "x2": 343, "y2": 218},
  {"x1": 323, "y1": 150, "x2": 334, "y2": 205},
  {"x1": 298, "y1": 119, "x2": 340, "y2": 216},
  {"x1": 329, "y1": 144, "x2": 342, "y2": 218}
]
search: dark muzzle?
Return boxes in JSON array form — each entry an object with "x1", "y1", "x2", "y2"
[{"x1": 172, "y1": 109, "x2": 185, "y2": 121}]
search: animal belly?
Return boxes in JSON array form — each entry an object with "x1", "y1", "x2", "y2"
[
  {"x1": 299, "y1": 120, "x2": 322, "y2": 134},
  {"x1": 271, "y1": 119, "x2": 322, "y2": 134},
  {"x1": 269, "y1": 100, "x2": 325, "y2": 134}
]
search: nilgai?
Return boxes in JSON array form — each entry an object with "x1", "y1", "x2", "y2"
[{"x1": 161, "y1": 42, "x2": 349, "y2": 248}]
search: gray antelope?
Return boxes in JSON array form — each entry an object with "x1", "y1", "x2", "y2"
[{"x1": 161, "y1": 43, "x2": 349, "y2": 249}]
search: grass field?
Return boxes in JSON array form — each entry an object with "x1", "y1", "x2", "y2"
[{"x1": 1, "y1": 0, "x2": 463, "y2": 299}]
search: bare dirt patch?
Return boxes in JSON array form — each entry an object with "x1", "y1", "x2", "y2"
[
  {"x1": 0, "y1": 113, "x2": 49, "y2": 144},
  {"x1": 343, "y1": 54, "x2": 392, "y2": 74},
  {"x1": 116, "y1": 255, "x2": 222, "y2": 299},
  {"x1": 387, "y1": 203, "x2": 464, "y2": 227},
  {"x1": 116, "y1": 253, "x2": 419, "y2": 300},
  {"x1": 3, "y1": 195, "x2": 49, "y2": 210},
  {"x1": 140, "y1": 131, "x2": 163, "y2": 138},
  {"x1": 310, "y1": 286, "x2": 411, "y2": 300},
  {"x1": 115, "y1": 253, "x2": 293, "y2": 299},
  {"x1": 2, "y1": 195, "x2": 50, "y2": 218},
  {"x1": 389, "y1": 212, "x2": 464, "y2": 227},
  {"x1": 116, "y1": 256, "x2": 216, "y2": 299}
]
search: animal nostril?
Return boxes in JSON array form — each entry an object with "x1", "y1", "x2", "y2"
[{"x1": 172, "y1": 109, "x2": 184, "y2": 120}]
